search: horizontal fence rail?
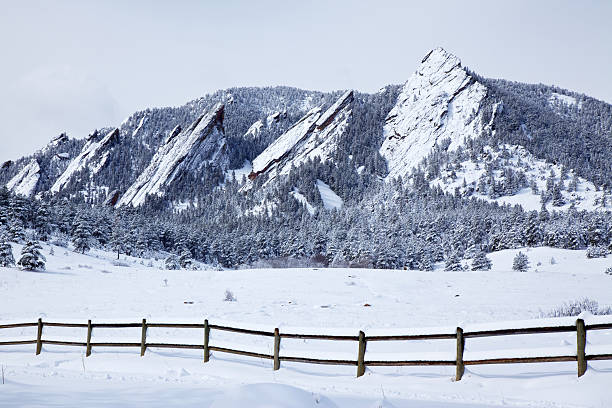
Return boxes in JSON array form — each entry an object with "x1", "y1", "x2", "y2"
[{"x1": 1, "y1": 318, "x2": 611, "y2": 379}]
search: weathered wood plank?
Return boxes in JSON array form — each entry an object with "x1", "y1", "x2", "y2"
[
  {"x1": 42, "y1": 340, "x2": 87, "y2": 347},
  {"x1": 204, "y1": 319, "x2": 210, "y2": 363},
  {"x1": 208, "y1": 324, "x2": 275, "y2": 337},
  {"x1": 146, "y1": 343, "x2": 203, "y2": 350},
  {"x1": 280, "y1": 333, "x2": 359, "y2": 341},
  {"x1": 465, "y1": 356, "x2": 576, "y2": 365},
  {"x1": 464, "y1": 326, "x2": 576, "y2": 338},
  {"x1": 576, "y1": 319, "x2": 587, "y2": 377},
  {"x1": 273, "y1": 328, "x2": 280, "y2": 370},
  {"x1": 140, "y1": 319, "x2": 147, "y2": 357},
  {"x1": 86, "y1": 320, "x2": 92, "y2": 357},
  {"x1": 36, "y1": 318, "x2": 43, "y2": 355},
  {"x1": 281, "y1": 356, "x2": 357, "y2": 366},
  {"x1": 367, "y1": 333, "x2": 456, "y2": 341},
  {"x1": 0, "y1": 322, "x2": 37, "y2": 329},
  {"x1": 357, "y1": 331, "x2": 366, "y2": 377},
  {"x1": 456, "y1": 327, "x2": 464, "y2": 381},
  {"x1": 208, "y1": 345, "x2": 273, "y2": 360},
  {"x1": 365, "y1": 360, "x2": 455, "y2": 366}
]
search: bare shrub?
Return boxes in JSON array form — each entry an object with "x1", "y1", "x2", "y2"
[
  {"x1": 544, "y1": 298, "x2": 612, "y2": 317},
  {"x1": 224, "y1": 290, "x2": 236, "y2": 302}
]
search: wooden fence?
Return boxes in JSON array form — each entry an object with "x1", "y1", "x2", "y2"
[{"x1": 1, "y1": 318, "x2": 611, "y2": 380}]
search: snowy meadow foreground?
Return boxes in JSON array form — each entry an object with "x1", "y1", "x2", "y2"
[{"x1": 1, "y1": 243, "x2": 612, "y2": 407}]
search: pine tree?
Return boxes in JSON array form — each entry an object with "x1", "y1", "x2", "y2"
[
  {"x1": 512, "y1": 251, "x2": 530, "y2": 272},
  {"x1": 8, "y1": 223, "x2": 26, "y2": 243},
  {"x1": 471, "y1": 250, "x2": 492, "y2": 271},
  {"x1": 586, "y1": 245, "x2": 607, "y2": 259},
  {"x1": 524, "y1": 211, "x2": 541, "y2": 246},
  {"x1": 72, "y1": 216, "x2": 92, "y2": 254},
  {"x1": 17, "y1": 241, "x2": 46, "y2": 271},
  {"x1": 165, "y1": 254, "x2": 180, "y2": 270},
  {"x1": 444, "y1": 252, "x2": 463, "y2": 271},
  {"x1": 551, "y1": 184, "x2": 565, "y2": 207},
  {"x1": 0, "y1": 235, "x2": 15, "y2": 267},
  {"x1": 34, "y1": 203, "x2": 52, "y2": 241},
  {"x1": 179, "y1": 248, "x2": 193, "y2": 269},
  {"x1": 110, "y1": 217, "x2": 126, "y2": 260}
]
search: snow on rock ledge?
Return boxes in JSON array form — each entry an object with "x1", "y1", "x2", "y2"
[
  {"x1": 380, "y1": 47, "x2": 487, "y2": 180},
  {"x1": 6, "y1": 159, "x2": 40, "y2": 197},
  {"x1": 51, "y1": 128, "x2": 119, "y2": 193},
  {"x1": 248, "y1": 90, "x2": 353, "y2": 186},
  {"x1": 118, "y1": 103, "x2": 227, "y2": 207}
]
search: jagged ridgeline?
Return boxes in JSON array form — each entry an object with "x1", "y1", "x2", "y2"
[{"x1": 1, "y1": 48, "x2": 611, "y2": 269}]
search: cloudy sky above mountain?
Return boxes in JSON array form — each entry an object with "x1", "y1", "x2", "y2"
[{"x1": 1, "y1": 0, "x2": 611, "y2": 162}]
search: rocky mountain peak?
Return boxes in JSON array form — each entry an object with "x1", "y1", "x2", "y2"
[{"x1": 380, "y1": 48, "x2": 488, "y2": 180}]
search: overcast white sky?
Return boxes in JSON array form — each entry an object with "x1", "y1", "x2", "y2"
[{"x1": 1, "y1": 0, "x2": 611, "y2": 163}]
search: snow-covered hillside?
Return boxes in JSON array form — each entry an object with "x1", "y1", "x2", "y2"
[
  {"x1": 431, "y1": 144, "x2": 608, "y2": 212},
  {"x1": 380, "y1": 48, "x2": 488, "y2": 180},
  {"x1": 1, "y1": 243, "x2": 611, "y2": 407}
]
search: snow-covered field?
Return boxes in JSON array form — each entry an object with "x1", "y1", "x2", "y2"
[{"x1": 1, "y1": 243, "x2": 612, "y2": 407}]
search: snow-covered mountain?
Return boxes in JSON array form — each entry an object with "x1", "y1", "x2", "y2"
[
  {"x1": 1, "y1": 47, "x2": 611, "y2": 218},
  {"x1": 380, "y1": 47, "x2": 489, "y2": 180},
  {"x1": 118, "y1": 103, "x2": 227, "y2": 207}
]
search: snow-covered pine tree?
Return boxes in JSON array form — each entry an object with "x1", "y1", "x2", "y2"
[
  {"x1": 586, "y1": 245, "x2": 607, "y2": 259},
  {"x1": 110, "y1": 217, "x2": 126, "y2": 260},
  {"x1": 8, "y1": 223, "x2": 26, "y2": 243},
  {"x1": 552, "y1": 184, "x2": 565, "y2": 207},
  {"x1": 34, "y1": 202, "x2": 52, "y2": 241},
  {"x1": 165, "y1": 254, "x2": 180, "y2": 270},
  {"x1": 444, "y1": 252, "x2": 463, "y2": 271},
  {"x1": 524, "y1": 211, "x2": 542, "y2": 246},
  {"x1": 179, "y1": 247, "x2": 193, "y2": 269},
  {"x1": 17, "y1": 240, "x2": 46, "y2": 271},
  {"x1": 471, "y1": 250, "x2": 492, "y2": 271},
  {"x1": 72, "y1": 216, "x2": 92, "y2": 254},
  {"x1": 0, "y1": 234, "x2": 15, "y2": 267},
  {"x1": 512, "y1": 251, "x2": 530, "y2": 272}
]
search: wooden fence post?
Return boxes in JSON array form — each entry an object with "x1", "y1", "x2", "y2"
[
  {"x1": 86, "y1": 319, "x2": 92, "y2": 357},
  {"x1": 36, "y1": 318, "x2": 43, "y2": 355},
  {"x1": 456, "y1": 327, "x2": 465, "y2": 381},
  {"x1": 273, "y1": 328, "x2": 281, "y2": 370},
  {"x1": 357, "y1": 330, "x2": 366, "y2": 377},
  {"x1": 140, "y1": 319, "x2": 147, "y2": 357},
  {"x1": 576, "y1": 318, "x2": 587, "y2": 377},
  {"x1": 204, "y1": 319, "x2": 210, "y2": 363}
]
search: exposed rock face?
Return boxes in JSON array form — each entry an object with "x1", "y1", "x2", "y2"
[
  {"x1": 6, "y1": 159, "x2": 40, "y2": 197},
  {"x1": 248, "y1": 90, "x2": 353, "y2": 185},
  {"x1": 380, "y1": 47, "x2": 488, "y2": 180},
  {"x1": 1, "y1": 160, "x2": 12, "y2": 170},
  {"x1": 51, "y1": 128, "x2": 119, "y2": 193},
  {"x1": 103, "y1": 189, "x2": 121, "y2": 206},
  {"x1": 244, "y1": 111, "x2": 287, "y2": 139},
  {"x1": 50, "y1": 133, "x2": 68, "y2": 146},
  {"x1": 117, "y1": 103, "x2": 227, "y2": 207}
]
